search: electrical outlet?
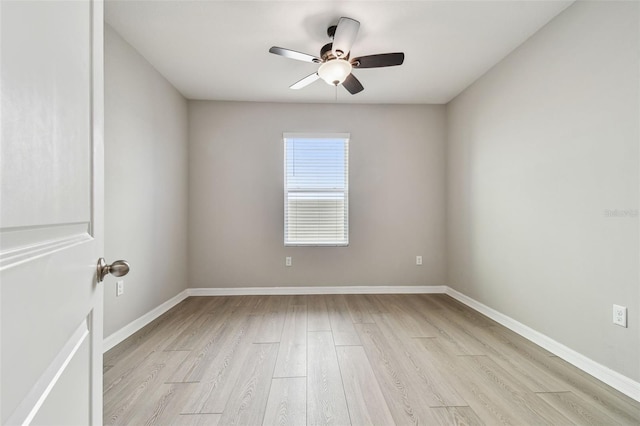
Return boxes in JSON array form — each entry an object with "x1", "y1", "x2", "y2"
[
  {"x1": 416, "y1": 255, "x2": 423, "y2": 266},
  {"x1": 116, "y1": 280, "x2": 124, "y2": 297},
  {"x1": 285, "y1": 256, "x2": 292, "y2": 267},
  {"x1": 613, "y1": 304, "x2": 627, "y2": 327}
]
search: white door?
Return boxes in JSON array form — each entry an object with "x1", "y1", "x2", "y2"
[{"x1": 1, "y1": 0, "x2": 106, "y2": 424}]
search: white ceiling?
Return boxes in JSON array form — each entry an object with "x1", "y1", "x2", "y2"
[{"x1": 105, "y1": 1, "x2": 573, "y2": 104}]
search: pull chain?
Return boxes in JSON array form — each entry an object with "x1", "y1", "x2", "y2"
[{"x1": 335, "y1": 84, "x2": 338, "y2": 102}]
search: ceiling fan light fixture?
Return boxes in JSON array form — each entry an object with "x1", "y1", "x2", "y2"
[
  {"x1": 268, "y1": 17, "x2": 405, "y2": 95},
  {"x1": 318, "y1": 59, "x2": 352, "y2": 86}
]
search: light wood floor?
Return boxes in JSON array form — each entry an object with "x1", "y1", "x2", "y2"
[{"x1": 104, "y1": 294, "x2": 640, "y2": 425}]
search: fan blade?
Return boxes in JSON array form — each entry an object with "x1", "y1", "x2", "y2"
[
  {"x1": 290, "y1": 73, "x2": 320, "y2": 90},
  {"x1": 269, "y1": 46, "x2": 321, "y2": 63},
  {"x1": 352, "y1": 53, "x2": 405, "y2": 68},
  {"x1": 332, "y1": 17, "x2": 360, "y2": 59},
  {"x1": 342, "y1": 73, "x2": 364, "y2": 95}
]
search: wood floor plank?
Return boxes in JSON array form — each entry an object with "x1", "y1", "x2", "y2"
[
  {"x1": 246, "y1": 295, "x2": 271, "y2": 312},
  {"x1": 165, "y1": 384, "x2": 222, "y2": 425},
  {"x1": 344, "y1": 296, "x2": 375, "y2": 324},
  {"x1": 408, "y1": 296, "x2": 493, "y2": 333},
  {"x1": 307, "y1": 295, "x2": 331, "y2": 332},
  {"x1": 172, "y1": 413, "x2": 222, "y2": 426},
  {"x1": 325, "y1": 294, "x2": 361, "y2": 346},
  {"x1": 103, "y1": 300, "x2": 204, "y2": 374},
  {"x1": 467, "y1": 328, "x2": 568, "y2": 393},
  {"x1": 289, "y1": 295, "x2": 308, "y2": 306},
  {"x1": 108, "y1": 383, "x2": 217, "y2": 426},
  {"x1": 107, "y1": 382, "x2": 178, "y2": 425},
  {"x1": 461, "y1": 355, "x2": 573, "y2": 424},
  {"x1": 424, "y1": 294, "x2": 496, "y2": 327},
  {"x1": 431, "y1": 406, "x2": 485, "y2": 426},
  {"x1": 255, "y1": 296, "x2": 288, "y2": 343},
  {"x1": 372, "y1": 314, "x2": 468, "y2": 407},
  {"x1": 355, "y1": 323, "x2": 440, "y2": 425},
  {"x1": 218, "y1": 343, "x2": 279, "y2": 426},
  {"x1": 335, "y1": 345, "x2": 395, "y2": 426},
  {"x1": 307, "y1": 331, "x2": 351, "y2": 426},
  {"x1": 415, "y1": 337, "x2": 563, "y2": 425},
  {"x1": 104, "y1": 350, "x2": 190, "y2": 424},
  {"x1": 182, "y1": 315, "x2": 263, "y2": 413},
  {"x1": 536, "y1": 391, "x2": 621, "y2": 425},
  {"x1": 411, "y1": 299, "x2": 570, "y2": 393},
  {"x1": 104, "y1": 295, "x2": 640, "y2": 425},
  {"x1": 167, "y1": 310, "x2": 256, "y2": 383},
  {"x1": 420, "y1": 335, "x2": 574, "y2": 424},
  {"x1": 103, "y1": 309, "x2": 172, "y2": 366},
  {"x1": 262, "y1": 377, "x2": 306, "y2": 426},
  {"x1": 361, "y1": 294, "x2": 388, "y2": 315},
  {"x1": 402, "y1": 300, "x2": 487, "y2": 355},
  {"x1": 369, "y1": 294, "x2": 440, "y2": 338},
  {"x1": 536, "y1": 356, "x2": 640, "y2": 425},
  {"x1": 274, "y1": 304, "x2": 307, "y2": 377},
  {"x1": 485, "y1": 324, "x2": 555, "y2": 358},
  {"x1": 164, "y1": 313, "x2": 223, "y2": 351},
  {"x1": 104, "y1": 348, "x2": 158, "y2": 395}
]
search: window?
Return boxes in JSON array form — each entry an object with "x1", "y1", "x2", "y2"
[{"x1": 284, "y1": 133, "x2": 349, "y2": 246}]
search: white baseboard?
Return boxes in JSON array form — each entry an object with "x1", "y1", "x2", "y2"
[
  {"x1": 101, "y1": 284, "x2": 640, "y2": 402},
  {"x1": 102, "y1": 289, "x2": 189, "y2": 352},
  {"x1": 445, "y1": 287, "x2": 640, "y2": 402},
  {"x1": 187, "y1": 285, "x2": 446, "y2": 296}
]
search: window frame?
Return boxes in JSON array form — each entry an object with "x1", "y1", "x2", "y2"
[{"x1": 283, "y1": 132, "x2": 350, "y2": 247}]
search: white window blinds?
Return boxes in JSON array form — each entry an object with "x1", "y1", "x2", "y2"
[{"x1": 284, "y1": 133, "x2": 349, "y2": 246}]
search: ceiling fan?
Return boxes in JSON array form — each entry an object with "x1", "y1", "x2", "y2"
[{"x1": 269, "y1": 17, "x2": 405, "y2": 95}]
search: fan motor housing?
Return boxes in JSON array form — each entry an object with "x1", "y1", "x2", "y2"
[
  {"x1": 320, "y1": 43, "x2": 349, "y2": 62},
  {"x1": 320, "y1": 43, "x2": 334, "y2": 61}
]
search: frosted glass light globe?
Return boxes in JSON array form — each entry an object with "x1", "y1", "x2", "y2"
[{"x1": 318, "y1": 59, "x2": 352, "y2": 86}]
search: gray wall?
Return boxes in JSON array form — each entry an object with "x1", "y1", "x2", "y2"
[
  {"x1": 104, "y1": 25, "x2": 189, "y2": 337},
  {"x1": 188, "y1": 101, "x2": 446, "y2": 288},
  {"x1": 446, "y1": 1, "x2": 639, "y2": 381}
]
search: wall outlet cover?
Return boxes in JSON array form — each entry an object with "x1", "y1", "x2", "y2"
[{"x1": 613, "y1": 304, "x2": 627, "y2": 328}]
